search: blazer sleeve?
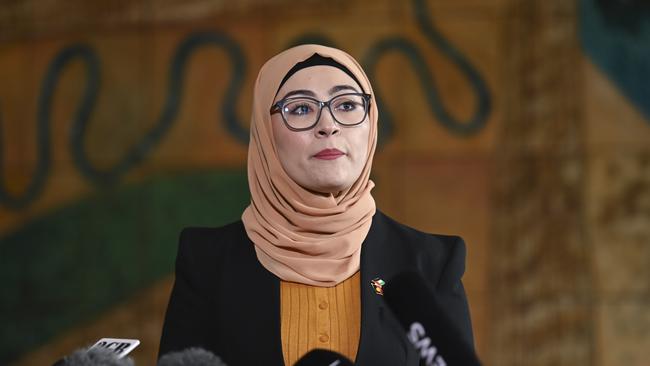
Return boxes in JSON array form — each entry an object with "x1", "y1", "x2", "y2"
[
  {"x1": 433, "y1": 236, "x2": 475, "y2": 350},
  {"x1": 158, "y1": 228, "x2": 217, "y2": 358}
]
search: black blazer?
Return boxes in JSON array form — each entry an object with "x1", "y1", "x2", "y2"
[{"x1": 158, "y1": 210, "x2": 474, "y2": 365}]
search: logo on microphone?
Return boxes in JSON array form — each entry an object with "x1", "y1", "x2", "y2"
[
  {"x1": 88, "y1": 338, "x2": 140, "y2": 359},
  {"x1": 408, "y1": 322, "x2": 447, "y2": 366}
]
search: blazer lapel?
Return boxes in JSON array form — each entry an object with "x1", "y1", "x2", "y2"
[{"x1": 356, "y1": 211, "x2": 416, "y2": 366}]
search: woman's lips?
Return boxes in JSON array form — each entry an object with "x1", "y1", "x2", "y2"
[{"x1": 313, "y1": 148, "x2": 345, "y2": 160}]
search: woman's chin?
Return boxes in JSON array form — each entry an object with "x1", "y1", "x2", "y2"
[{"x1": 302, "y1": 179, "x2": 351, "y2": 195}]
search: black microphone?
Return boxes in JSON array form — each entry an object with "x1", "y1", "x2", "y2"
[
  {"x1": 382, "y1": 271, "x2": 481, "y2": 366},
  {"x1": 51, "y1": 347, "x2": 135, "y2": 366},
  {"x1": 293, "y1": 349, "x2": 354, "y2": 366},
  {"x1": 157, "y1": 347, "x2": 227, "y2": 366}
]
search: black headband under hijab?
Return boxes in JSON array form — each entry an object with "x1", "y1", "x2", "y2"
[{"x1": 276, "y1": 53, "x2": 365, "y2": 96}]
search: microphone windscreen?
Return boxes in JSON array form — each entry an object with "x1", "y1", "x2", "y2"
[
  {"x1": 293, "y1": 349, "x2": 354, "y2": 366},
  {"x1": 383, "y1": 271, "x2": 481, "y2": 366},
  {"x1": 59, "y1": 347, "x2": 135, "y2": 366},
  {"x1": 157, "y1": 347, "x2": 227, "y2": 366}
]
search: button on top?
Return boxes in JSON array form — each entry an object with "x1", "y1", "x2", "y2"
[
  {"x1": 319, "y1": 333, "x2": 330, "y2": 343},
  {"x1": 318, "y1": 301, "x2": 328, "y2": 310}
]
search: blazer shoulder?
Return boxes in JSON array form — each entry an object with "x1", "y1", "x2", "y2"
[
  {"x1": 373, "y1": 210, "x2": 467, "y2": 286},
  {"x1": 175, "y1": 220, "x2": 247, "y2": 267},
  {"x1": 376, "y1": 210, "x2": 464, "y2": 254},
  {"x1": 180, "y1": 219, "x2": 245, "y2": 240}
]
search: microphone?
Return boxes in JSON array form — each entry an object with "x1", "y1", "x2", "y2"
[
  {"x1": 293, "y1": 349, "x2": 354, "y2": 366},
  {"x1": 157, "y1": 347, "x2": 227, "y2": 366},
  {"x1": 51, "y1": 347, "x2": 135, "y2": 366},
  {"x1": 382, "y1": 271, "x2": 481, "y2": 366}
]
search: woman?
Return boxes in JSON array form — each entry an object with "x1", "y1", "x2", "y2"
[{"x1": 158, "y1": 44, "x2": 474, "y2": 365}]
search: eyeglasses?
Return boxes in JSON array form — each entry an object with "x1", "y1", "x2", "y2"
[{"x1": 270, "y1": 92, "x2": 372, "y2": 131}]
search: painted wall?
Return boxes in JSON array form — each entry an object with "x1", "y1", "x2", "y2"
[{"x1": 0, "y1": 0, "x2": 648, "y2": 365}]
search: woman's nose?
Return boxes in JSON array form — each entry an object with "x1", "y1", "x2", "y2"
[{"x1": 315, "y1": 108, "x2": 340, "y2": 137}]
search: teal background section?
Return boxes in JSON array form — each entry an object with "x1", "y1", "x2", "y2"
[{"x1": 580, "y1": 0, "x2": 650, "y2": 121}]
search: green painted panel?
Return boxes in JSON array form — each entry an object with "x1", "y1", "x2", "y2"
[{"x1": 0, "y1": 170, "x2": 249, "y2": 363}]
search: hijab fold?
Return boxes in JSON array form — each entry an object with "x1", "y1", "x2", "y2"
[{"x1": 241, "y1": 45, "x2": 378, "y2": 287}]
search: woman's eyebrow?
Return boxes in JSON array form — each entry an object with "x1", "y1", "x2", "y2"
[
  {"x1": 278, "y1": 85, "x2": 359, "y2": 101},
  {"x1": 329, "y1": 84, "x2": 359, "y2": 94},
  {"x1": 280, "y1": 89, "x2": 316, "y2": 100}
]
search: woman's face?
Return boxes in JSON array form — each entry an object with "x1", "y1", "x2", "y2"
[{"x1": 271, "y1": 65, "x2": 370, "y2": 194}]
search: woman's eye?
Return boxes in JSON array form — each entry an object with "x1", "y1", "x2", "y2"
[
  {"x1": 335, "y1": 101, "x2": 358, "y2": 112},
  {"x1": 287, "y1": 103, "x2": 313, "y2": 116}
]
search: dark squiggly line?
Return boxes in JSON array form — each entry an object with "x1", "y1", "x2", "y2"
[
  {"x1": 0, "y1": 45, "x2": 95, "y2": 210},
  {"x1": 285, "y1": 0, "x2": 491, "y2": 143},
  {"x1": 0, "y1": 31, "x2": 245, "y2": 209},
  {"x1": 364, "y1": 0, "x2": 491, "y2": 138},
  {"x1": 70, "y1": 31, "x2": 247, "y2": 186}
]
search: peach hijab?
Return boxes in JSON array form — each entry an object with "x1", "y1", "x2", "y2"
[{"x1": 241, "y1": 45, "x2": 378, "y2": 287}]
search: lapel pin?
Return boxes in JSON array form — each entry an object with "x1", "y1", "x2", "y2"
[{"x1": 371, "y1": 278, "x2": 385, "y2": 296}]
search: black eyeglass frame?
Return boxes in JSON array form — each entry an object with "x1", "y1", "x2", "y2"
[{"x1": 270, "y1": 92, "x2": 372, "y2": 132}]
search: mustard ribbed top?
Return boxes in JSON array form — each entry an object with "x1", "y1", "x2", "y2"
[{"x1": 280, "y1": 271, "x2": 361, "y2": 365}]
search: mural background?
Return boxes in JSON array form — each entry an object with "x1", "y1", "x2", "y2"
[{"x1": 1, "y1": 0, "x2": 648, "y2": 365}]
